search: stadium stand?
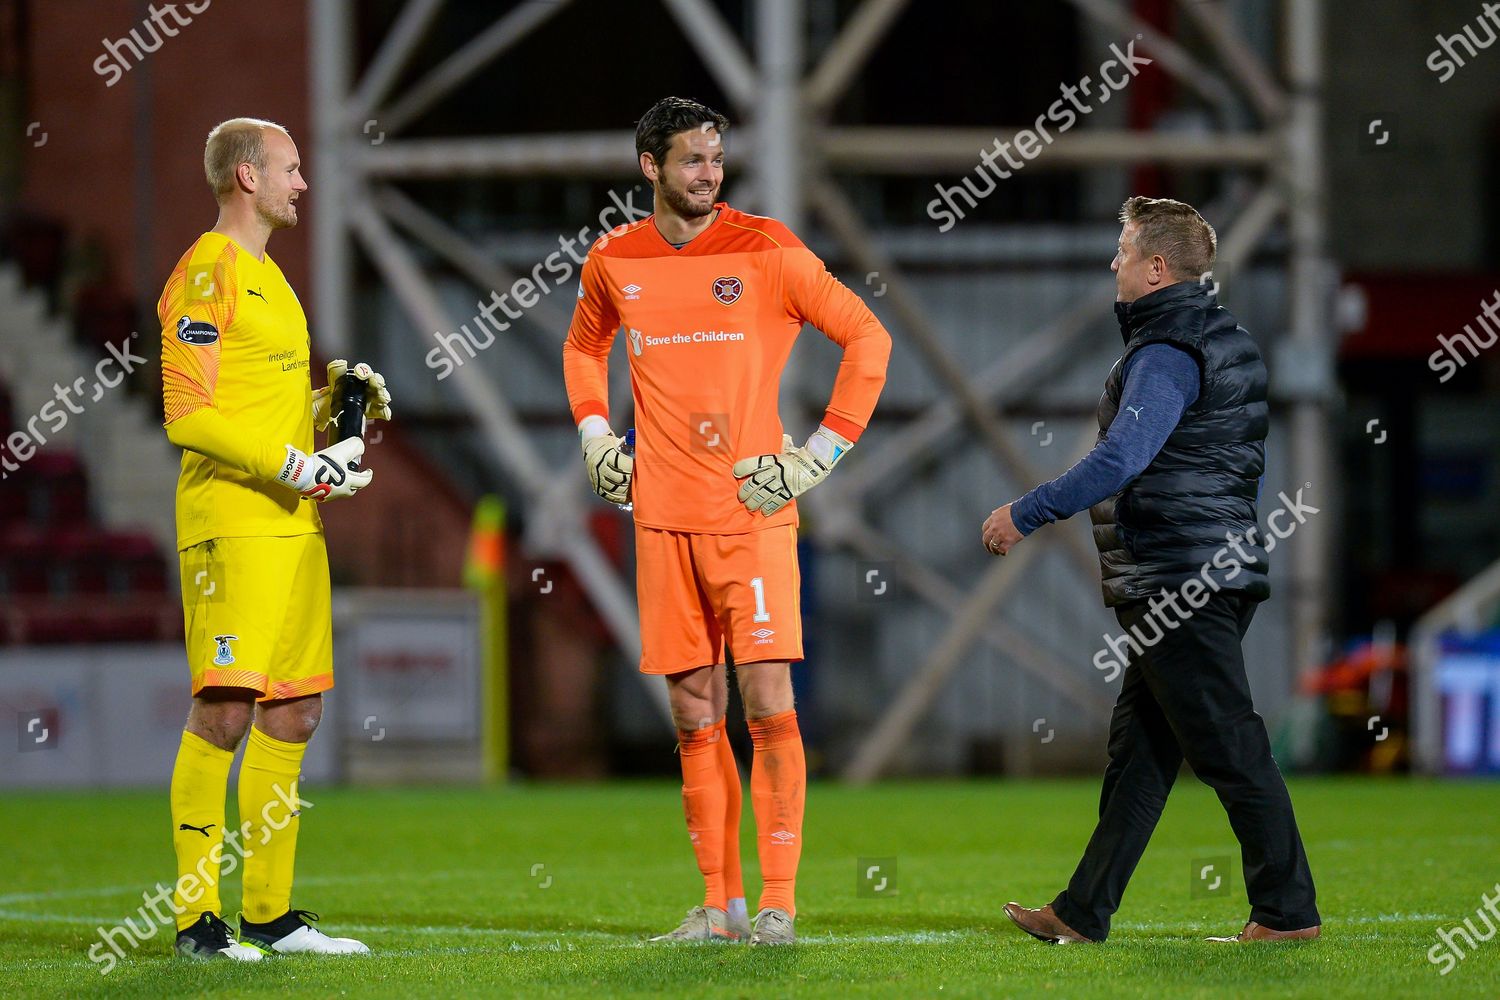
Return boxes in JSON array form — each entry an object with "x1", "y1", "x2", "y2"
[
  {"x1": 0, "y1": 213, "x2": 179, "y2": 644},
  {"x1": 0, "y1": 376, "x2": 178, "y2": 644}
]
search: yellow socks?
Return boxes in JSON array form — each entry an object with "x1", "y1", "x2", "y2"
[
  {"x1": 170, "y1": 731, "x2": 234, "y2": 930},
  {"x1": 238, "y1": 726, "x2": 307, "y2": 923}
]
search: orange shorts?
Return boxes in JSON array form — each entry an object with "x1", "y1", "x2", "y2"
[{"x1": 635, "y1": 523, "x2": 804, "y2": 675}]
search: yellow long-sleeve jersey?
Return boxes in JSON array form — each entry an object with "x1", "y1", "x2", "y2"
[{"x1": 158, "y1": 232, "x2": 320, "y2": 551}]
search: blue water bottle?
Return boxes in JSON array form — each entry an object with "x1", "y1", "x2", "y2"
[{"x1": 618, "y1": 428, "x2": 635, "y2": 513}]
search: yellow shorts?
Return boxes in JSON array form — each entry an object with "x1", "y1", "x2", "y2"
[
  {"x1": 635, "y1": 523, "x2": 804, "y2": 675},
  {"x1": 178, "y1": 533, "x2": 334, "y2": 701}
]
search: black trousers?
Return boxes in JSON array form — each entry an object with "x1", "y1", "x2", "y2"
[{"x1": 1051, "y1": 591, "x2": 1319, "y2": 940}]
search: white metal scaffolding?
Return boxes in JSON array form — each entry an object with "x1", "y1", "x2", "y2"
[{"x1": 308, "y1": 0, "x2": 1332, "y2": 774}]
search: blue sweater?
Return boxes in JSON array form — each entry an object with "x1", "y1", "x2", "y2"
[{"x1": 1011, "y1": 344, "x2": 1201, "y2": 536}]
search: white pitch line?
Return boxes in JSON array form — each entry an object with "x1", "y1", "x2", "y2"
[
  {"x1": 0, "y1": 911, "x2": 629, "y2": 940},
  {"x1": 0, "y1": 915, "x2": 974, "y2": 971},
  {"x1": 1112, "y1": 912, "x2": 1446, "y2": 931},
  {"x1": 2, "y1": 903, "x2": 1450, "y2": 934},
  {"x1": 0, "y1": 885, "x2": 156, "y2": 907},
  {"x1": 0, "y1": 910, "x2": 133, "y2": 925},
  {"x1": 0, "y1": 909, "x2": 973, "y2": 948},
  {"x1": 0, "y1": 869, "x2": 483, "y2": 908}
]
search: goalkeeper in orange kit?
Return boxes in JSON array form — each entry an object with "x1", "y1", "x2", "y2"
[{"x1": 563, "y1": 97, "x2": 891, "y2": 945}]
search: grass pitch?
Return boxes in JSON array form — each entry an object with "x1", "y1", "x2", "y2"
[{"x1": 3, "y1": 778, "x2": 1497, "y2": 998}]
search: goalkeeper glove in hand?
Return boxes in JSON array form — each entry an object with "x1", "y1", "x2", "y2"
[
  {"x1": 732, "y1": 425, "x2": 853, "y2": 516},
  {"x1": 276, "y1": 437, "x2": 373, "y2": 501},
  {"x1": 313, "y1": 360, "x2": 393, "y2": 431},
  {"x1": 579, "y1": 417, "x2": 633, "y2": 505}
]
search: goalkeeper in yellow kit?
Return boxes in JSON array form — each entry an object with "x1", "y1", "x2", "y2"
[{"x1": 157, "y1": 118, "x2": 390, "y2": 960}]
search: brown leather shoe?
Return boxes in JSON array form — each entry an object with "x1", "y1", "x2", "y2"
[
  {"x1": 1207, "y1": 920, "x2": 1321, "y2": 943},
  {"x1": 1002, "y1": 902, "x2": 1096, "y2": 944}
]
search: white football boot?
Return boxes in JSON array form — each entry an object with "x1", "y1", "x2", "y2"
[
  {"x1": 748, "y1": 907, "x2": 796, "y2": 946},
  {"x1": 239, "y1": 910, "x2": 370, "y2": 955},
  {"x1": 648, "y1": 905, "x2": 747, "y2": 943}
]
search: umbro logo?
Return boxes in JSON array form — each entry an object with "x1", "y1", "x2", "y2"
[
  {"x1": 770, "y1": 830, "x2": 797, "y2": 843},
  {"x1": 621, "y1": 283, "x2": 642, "y2": 300},
  {"x1": 750, "y1": 628, "x2": 775, "y2": 645}
]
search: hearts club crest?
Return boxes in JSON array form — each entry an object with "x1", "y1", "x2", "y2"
[{"x1": 712, "y1": 276, "x2": 743, "y2": 305}]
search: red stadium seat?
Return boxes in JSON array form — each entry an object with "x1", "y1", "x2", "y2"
[
  {"x1": 0, "y1": 524, "x2": 56, "y2": 595},
  {"x1": 0, "y1": 377, "x2": 171, "y2": 637},
  {"x1": 0, "y1": 474, "x2": 27, "y2": 525},
  {"x1": 100, "y1": 531, "x2": 168, "y2": 594},
  {"x1": 74, "y1": 285, "x2": 139, "y2": 359},
  {"x1": 91, "y1": 604, "x2": 165, "y2": 642},
  {"x1": 18, "y1": 605, "x2": 92, "y2": 644},
  {"x1": 9, "y1": 214, "x2": 66, "y2": 293},
  {"x1": 53, "y1": 528, "x2": 110, "y2": 593},
  {"x1": 10, "y1": 595, "x2": 178, "y2": 644},
  {"x1": 45, "y1": 528, "x2": 167, "y2": 596},
  {"x1": 0, "y1": 379, "x2": 13, "y2": 441},
  {"x1": 26, "y1": 451, "x2": 90, "y2": 523},
  {"x1": 124, "y1": 551, "x2": 169, "y2": 593}
]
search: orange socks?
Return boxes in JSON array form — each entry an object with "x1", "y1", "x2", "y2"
[
  {"x1": 717, "y1": 723, "x2": 746, "y2": 914},
  {"x1": 678, "y1": 720, "x2": 731, "y2": 911},
  {"x1": 748, "y1": 709, "x2": 805, "y2": 917},
  {"x1": 679, "y1": 713, "x2": 802, "y2": 918}
]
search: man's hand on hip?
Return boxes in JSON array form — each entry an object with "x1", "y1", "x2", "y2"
[{"x1": 732, "y1": 425, "x2": 852, "y2": 517}]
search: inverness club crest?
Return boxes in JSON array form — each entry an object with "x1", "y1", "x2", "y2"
[
  {"x1": 712, "y1": 276, "x2": 743, "y2": 304},
  {"x1": 212, "y1": 634, "x2": 238, "y2": 666}
]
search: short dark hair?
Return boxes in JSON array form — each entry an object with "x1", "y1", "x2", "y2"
[
  {"x1": 1119, "y1": 196, "x2": 1217, "y2": 278},
  {"x1": 635, "y1": 96, "x2": 730, "y2": 167}
]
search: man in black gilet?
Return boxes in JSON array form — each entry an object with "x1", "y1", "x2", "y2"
[{"x1": 983, "y1": 197, "x2": 1320, "y2": 944}]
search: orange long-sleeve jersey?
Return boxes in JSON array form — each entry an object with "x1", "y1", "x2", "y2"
[{"x1": 563, "y1": 202, "x2": 891, "y2": 534}]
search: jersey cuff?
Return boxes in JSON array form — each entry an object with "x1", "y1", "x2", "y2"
[
  {"x1": 820, "y1": 410, "x2": 865, "y2": 443},
  {"x1": 570, "y1": 400, "x2": 610, "y2": 426}
]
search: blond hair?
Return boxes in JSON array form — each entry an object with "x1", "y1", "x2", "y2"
[
  {"x1": 1119, "y1": 196, "x2": 1217, "y2": 279},
  {"x1": 204, "y1": 118, "x2": 289, "y2": 198}
]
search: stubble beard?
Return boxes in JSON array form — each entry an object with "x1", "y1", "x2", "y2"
[
  {"x1": 659, "y1": 175, "x2": 718, "y2": 220},
  {"x1": 256, "y1": 190, "x2": 298, "y2": 230}
]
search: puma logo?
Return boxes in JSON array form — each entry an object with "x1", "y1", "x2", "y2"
[
  {"x1": 179, "y1": 822, "x2": 216, "y2": 837},
  {"x1": 1125, "y1": 405, "x2": 1144, "y2": 420},
  {"x1": 246, "y1": 288, "x2": 267, "y2": 301}
]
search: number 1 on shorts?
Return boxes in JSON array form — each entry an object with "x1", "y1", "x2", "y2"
[{"x1": 750, "y1": 576, "x2": 771, "y2": 623}]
